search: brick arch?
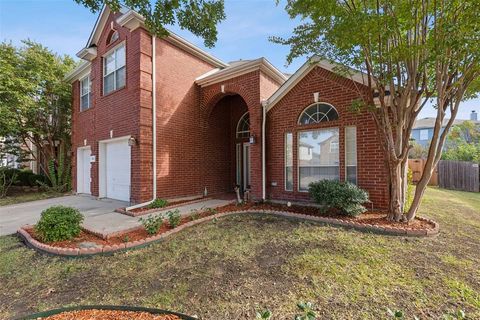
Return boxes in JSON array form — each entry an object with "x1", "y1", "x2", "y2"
[{"x1": 200, "y1": 82, "x2": 254, "y2": 118}]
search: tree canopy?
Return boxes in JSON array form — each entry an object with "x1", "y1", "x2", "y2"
[
  {"x1": 273, "y1": 0, "x2": 480, "y2": 221},
  {"x1": 0, "y1": 40, "x2": 74, "y2": 190},
  {"x1": 74, "y1": 0, "x2": 226, "y2": 48}
]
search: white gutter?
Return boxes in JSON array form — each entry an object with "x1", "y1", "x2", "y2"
[
  {"x1": 261, "y1": 99, "x2": 267, "y2": 201},
  {"x1": 126, "y1": 35, "x2": 157, "y2": 210}
]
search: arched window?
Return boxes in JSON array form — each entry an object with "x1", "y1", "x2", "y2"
[
  {"x1": 298, "y1": 103, "x2": 339, "y2": 125},
  {"x1": 236, "y1": 112, "x2": 250, "y2": 138},
  {"x1": 107, "y1": 30, "x2": 119, "y2": 45}
]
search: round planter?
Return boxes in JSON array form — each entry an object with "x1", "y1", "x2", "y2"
[{"x1": 16, "y1": 305, "x2": 196, "y2": 320}]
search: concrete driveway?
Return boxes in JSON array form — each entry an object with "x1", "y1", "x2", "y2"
[{"x1": 0, "y1": 195, "x2": 128, "y2": 236}]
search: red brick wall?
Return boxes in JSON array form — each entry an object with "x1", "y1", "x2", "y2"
[
  {"x1": 199, "y1": 70, "x2": 282, "y2": 199},
  {"x1": 72, "y1": 12, "x2": 148, "y2": 203},
  {"x1": 266, "y1": 66, "x2": 389, "y2": 209},
  {"x1": 153, "y1": 37, "x2": 221, "y2": 199}
]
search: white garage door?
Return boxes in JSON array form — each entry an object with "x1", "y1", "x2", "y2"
[{"x1": 105, "y1": 139, "x2": 131, "y2": 201}]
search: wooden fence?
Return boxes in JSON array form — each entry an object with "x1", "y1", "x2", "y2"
[
  {"x1": 438, "y1": 160, "x2": 480, "y2": 192},
  {"x1": 408, "y1": 159, "x2": 438, "y2": 186}
]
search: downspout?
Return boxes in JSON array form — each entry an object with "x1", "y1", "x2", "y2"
[
  {"x1": 261, "y1": 99, "x2": 267, "y2": 201},
  {"x1": 126, "y1": 35, "x2": 157, "y2": 210}
]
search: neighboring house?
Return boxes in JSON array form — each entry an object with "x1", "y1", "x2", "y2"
[
  {"x1": 66, "y1": 5, "x2": 389, "y2": 209},
  {"x1": 0, "y1": 136, "x2": 39, "y2": 173},
  {"x1": 411, "y1": 111, "x2": 480, "y2": 146}
]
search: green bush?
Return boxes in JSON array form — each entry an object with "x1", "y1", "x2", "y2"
[
  {"x1": 167, "y1": 209, "x2": 181, "y2": 228},
  {"x1": 309, "y1": 180, "x2": 369, "y2": 217},
  {"x1": 35, "y1": 206, "x2": 84, "y2": 242},
  {"x1": 139, "y1": 214, "x2": 164, "y2": 235},
  {"x1": 148, "y1": 198, "x2": 168, "y2": 209}
]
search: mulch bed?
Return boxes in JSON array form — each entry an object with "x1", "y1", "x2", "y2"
[
  {"x1": 24, "y1": 202, "x2": 436, "y2": 250},
  {"x1": 38, "y1": 309, "x2": 181, "y2": 319},
  {"x1": 216, "y1": 202, "x2": 435, "y2": 230},
  {"x1": 24, "y1": 210, "x2": 217, "y2": 248}
]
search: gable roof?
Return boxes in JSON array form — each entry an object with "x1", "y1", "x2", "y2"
[
  {"x1": 195, "y1": 58, "x2": 287, "y2": 87},
  {"x1": 74, "y1": 4, "x2": 227, "y2": 67},
  {"x1": 265, "y1": 56, "x2": 373, "y2": 112}
]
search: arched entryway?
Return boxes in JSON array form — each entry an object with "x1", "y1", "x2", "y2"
[{"x1": 204, "y1": 94, "x2": 251, "y2": 196}]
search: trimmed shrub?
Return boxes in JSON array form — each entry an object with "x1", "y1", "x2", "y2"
[
  {"x1": 139, "y1": 214, "x2": 164, "y2": 235},
  {"x1": 147, "y1": 198, "x2": 168, "y2": 209},
  {"x1": 309, "y1": 180, "x2": 369, "y2": 217},
  {"x1": 35, "y1": 206, "x2": 84, "y2": 242}
]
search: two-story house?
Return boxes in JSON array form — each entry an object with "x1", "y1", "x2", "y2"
[
  {"x1": 66, "y1": 5, "x2": 389, "y2": 209},
  {"x1": 411, "y1": 111, "x2": 480, "y2": 147}
]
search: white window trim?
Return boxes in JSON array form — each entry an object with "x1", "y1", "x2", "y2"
[
  {"x1": 236, "y1": 111, "x2": 250, "y2": 139},
  {"x1": 80, "y1": 75, "x2": 91, "y2": 111},
  {"x1": 419, "y1": 129, "x2": 429, "y2": 141},
  {"x1": 345, "y1": 126, "x2": 358, "y2": 184},
  {"x1": 285, "y1": 132, "x2": 293, "y2": 191},
  {"x1": 297, "y1": 102, "x2": 339, "y2": 125},
  {"x1": 103, "y1": 42, "x2": 126, "y2": 95}
]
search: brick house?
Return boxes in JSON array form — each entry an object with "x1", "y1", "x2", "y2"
[{"x1": 66, "y1": 6, "x2": 389, "y2": 209}]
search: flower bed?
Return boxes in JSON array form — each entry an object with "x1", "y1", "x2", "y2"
[
  {"x1": 116, "y1": 196, "x2": 207, "y2": 217},
  {"x1": 20, "y1": 305, "x2": 196, "y2": 320},
  {"x1": 37, "y1": 310, "x2": 181, "y2": 320},
  {"x1": 17, "y1": 202, "x2": 439, "y2": 257}
]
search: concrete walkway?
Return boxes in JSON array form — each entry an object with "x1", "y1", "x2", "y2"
[
  {"x1": 82, "y1": 198, "x2": 233, "y2": 235},
  {"x1": 0, "y1": 195, "x2": 128, "y2": 236}
]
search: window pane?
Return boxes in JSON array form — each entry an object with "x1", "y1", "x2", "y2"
[
  {"x1": 116, "y1": 66, "x2": 126, "y2": 89},
  {"x1": 104, "y1": 73, "x2": 115, "y2": 94},
  {"x1": 299, "y1": 103, "x2": 339, "y2": 125},
  {"x1": 104, "y1": 53, "x2": 115, "y2": 75},
  {"x1": 298, "y1": 128, "x2": 339, "y2": 191},
  {"x1": 116, "y1": 46, "x2": 125, "y2": 68},
  {"x1": 80, "y1": 95, "x2": 89, "y2": 111},
  {"x1": 285, "y1": 132, "x2": 293, "y2": 191},
  {"x1": 346, "y1": 166, "x2": 357, "y2": 185},
  {"x1": 80, "y1": 77, "x2": 89, "y2": 95},
  {"x1": 345, "y1": 126, "x2": 357, "y2": 184},
  {"x1": 299, "y1": 167, "x2": 339, "y2": 191}
]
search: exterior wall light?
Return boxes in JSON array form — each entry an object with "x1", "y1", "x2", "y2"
[
  {"x1": 249, "y1": 135, "x2": 256, "y2": 144},
  {"x1": 313, "y1": 92, "x2": 320, "y2": 102},
  {"x1": 128, "y1": 136, "x2": 137, "y2": 146}
]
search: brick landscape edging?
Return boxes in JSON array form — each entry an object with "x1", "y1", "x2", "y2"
[
  {"x1": 17, "y1": 210, "x2": 439, "y2": 257},
  {"x1": 115, "y1": 197, "x2": 211, "y2": 217}
]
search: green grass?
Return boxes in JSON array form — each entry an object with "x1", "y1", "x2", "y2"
[
  {"x1": 0, "y1": 191, "x2": 63, "y2": 206},
  {"x1": 0, "y1": 187, "x2": 479, "y2": 319}
]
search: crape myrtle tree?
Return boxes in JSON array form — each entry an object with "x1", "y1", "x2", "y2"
[
  {"x1": 75, "y1": 0, "x2": 226, "y2": 48},
  {"x1": 272, "y1": 0, "x2": 480, "y2": 222},
  {"x1": 0, "y1": 41, "x2": 75, "y2": 191}
]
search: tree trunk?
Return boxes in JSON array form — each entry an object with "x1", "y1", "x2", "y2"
[{"x1": 387, "y1": 160, "x2": 405, "y2": 221}]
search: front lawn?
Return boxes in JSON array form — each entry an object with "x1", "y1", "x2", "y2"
[
  {"x1": 1, "y1": 187, "x2": 479, "y2": 319},
  {"x1": 0, "y1": 191, "x2": 64, "y2": 206}
]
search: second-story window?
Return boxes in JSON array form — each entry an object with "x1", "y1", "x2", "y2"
[
  {"x1": 103, "y1": 45, "x2": 125, "y2": 95},
  {"x1": 80, "y1": 75, "x2": 91, "y2": 111}
]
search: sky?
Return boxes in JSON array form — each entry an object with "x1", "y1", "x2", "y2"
[{"x1": 1, "y1": 0, "x2": 478, "y2": 120}]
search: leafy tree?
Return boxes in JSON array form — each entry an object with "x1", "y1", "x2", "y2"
[
  {"x1": 74, "y1": 0, "x2": 226, "y2": 48},
  {"x1": 442, "y1": 120, "x2": 480, "y2": 162},
  {"x1": 0, "y1": 41, "x2": 75, "y2": 191},
  {"x1": 273, "y1": 0, "x2": 480, "y2": 221}
]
